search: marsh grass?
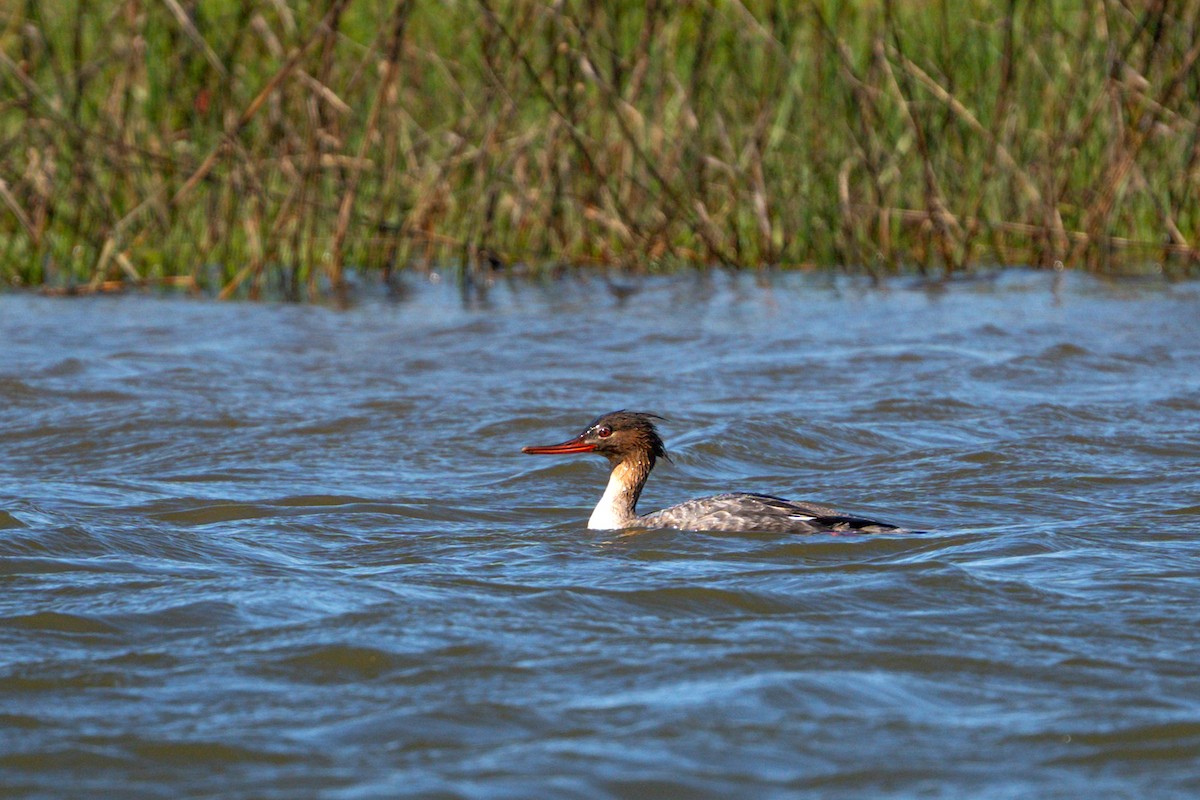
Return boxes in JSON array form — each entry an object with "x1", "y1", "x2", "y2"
[{"x1": 1, "y1": 1, "x2": 1198, "y2": 298}]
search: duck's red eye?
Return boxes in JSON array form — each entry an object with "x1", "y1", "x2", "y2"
[{"x1": 596, "y1": 426, "x2": 613, "y2": 438}]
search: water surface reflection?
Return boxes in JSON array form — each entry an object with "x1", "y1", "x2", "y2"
[{"x1": 2, "y1": 270, "x2": 1199, "y2": 798}]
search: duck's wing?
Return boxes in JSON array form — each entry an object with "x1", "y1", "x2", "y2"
[{"x1": 639, "y1": 492, "x2": 903, "y2": 534}]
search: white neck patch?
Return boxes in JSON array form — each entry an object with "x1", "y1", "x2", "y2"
[{"x1": 588, "y1": 466, "x2": 637, "y2": 529}]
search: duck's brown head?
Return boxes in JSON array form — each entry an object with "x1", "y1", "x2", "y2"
[{"x1": 522, "y1": 410, "x2": 669, "y2": 466}]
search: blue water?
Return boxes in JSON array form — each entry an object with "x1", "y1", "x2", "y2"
[{"x1": 2, "y1": 270, "x2": 1199, "y2": 798}]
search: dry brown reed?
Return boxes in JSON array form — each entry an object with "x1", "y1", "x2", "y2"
[{"x1": 0, "y1": 0, "x2": 1197, "y2": 297}]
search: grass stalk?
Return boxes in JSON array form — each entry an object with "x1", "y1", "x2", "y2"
[{"x1": 0, "y1": 0, "x2": 1197, "y2": 296}]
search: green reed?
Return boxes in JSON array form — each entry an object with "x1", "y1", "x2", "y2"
[{"x1": 1, "y1": 0, "x2": 1197, "y2": 297}]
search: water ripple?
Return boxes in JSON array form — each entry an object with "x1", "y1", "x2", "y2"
[{"x1": 2, "y1": 273, "x2": 1199, "y2": 798}]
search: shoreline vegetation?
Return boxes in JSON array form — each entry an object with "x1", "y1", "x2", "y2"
[{"x1": 1, "y1": 1, "x2": 1198, "y2": 299}]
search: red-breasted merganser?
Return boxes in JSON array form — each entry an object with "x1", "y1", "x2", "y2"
[{"x1": 522, "y1": 410, "x2": 905, "y2": 533}]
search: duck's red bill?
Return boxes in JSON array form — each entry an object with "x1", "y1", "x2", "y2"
[{"x1": 522, "y1": 436, "x2": 596, "y2": 455}]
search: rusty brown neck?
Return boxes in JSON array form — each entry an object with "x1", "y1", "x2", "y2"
[{"x1": 588, "y1": 451, "x2": 656, "y2": 530}]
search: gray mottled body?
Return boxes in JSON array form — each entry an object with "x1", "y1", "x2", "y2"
[{"x1": 638, "y1": 492, "x2": 901, "y2": 534}]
